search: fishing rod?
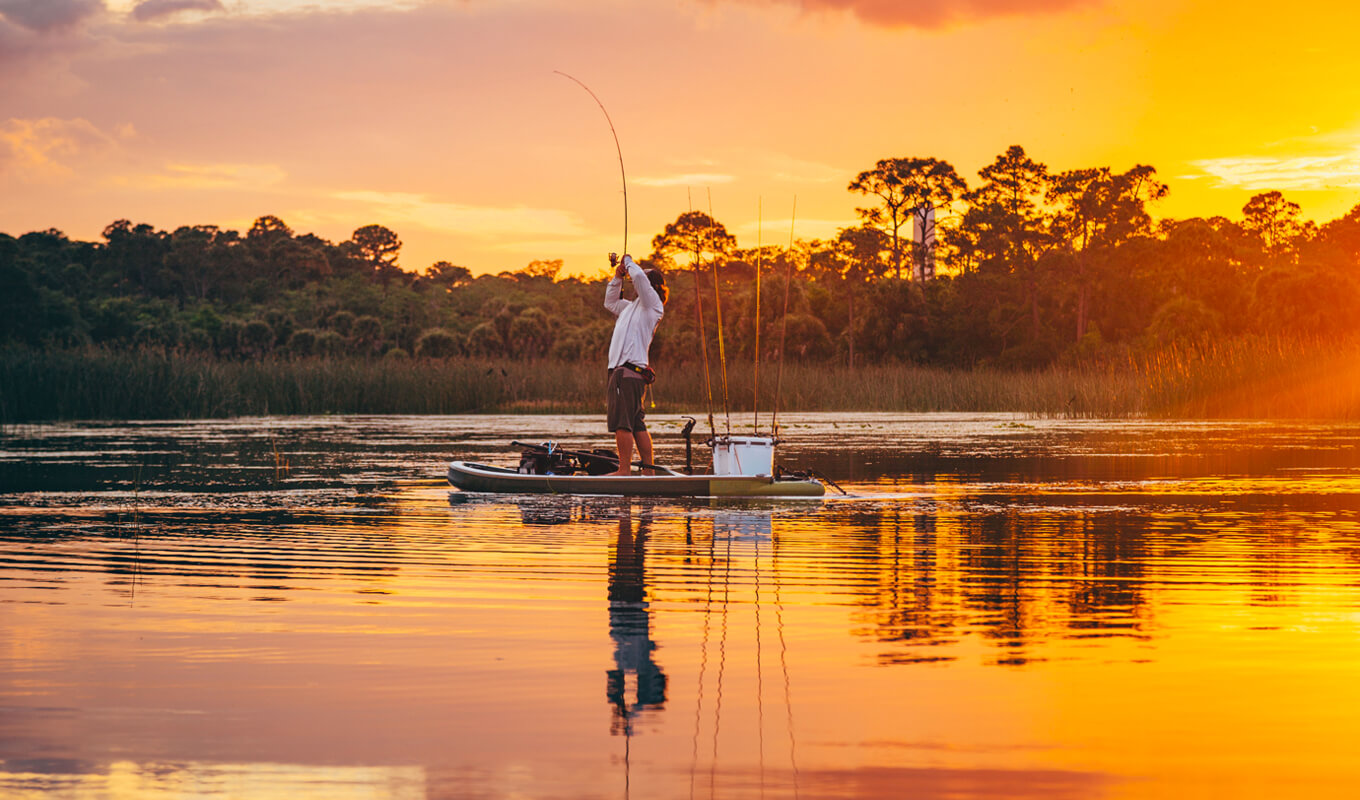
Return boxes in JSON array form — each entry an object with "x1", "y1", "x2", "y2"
[
  {"x1": 754, "y1": 198, "x2": 762, "y2": 434},
  {"x1": 554, "y1": 71, "x2": 628, "y2": 255},
  {"x1": 771, "y1": 197, "x2": 797, "y2": 438},
  {"x1": 708, "y1": 189, "x2": 732, "y2": 438},
  {"x1": 690, "y1": 189, "x2": 718, "y2": 442}
]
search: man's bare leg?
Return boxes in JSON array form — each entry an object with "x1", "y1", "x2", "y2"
[
  {"x1": 635, "y1": 429, "x2": 655, "y2": 475},
  {"x1": 612, "y1": 429, "x2": 634, "y2": 476}
]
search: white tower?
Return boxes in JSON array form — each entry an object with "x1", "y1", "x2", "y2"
[{"x1": 912, "y1": 205, "x2": 936, "y2": 281}]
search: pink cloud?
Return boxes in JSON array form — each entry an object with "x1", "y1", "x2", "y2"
[
  {"x1": 131, "y1": 0, "x2": 223, "y2": 23},
  {"x1": 0, "y1": 117, "x2": 121, "y2": 181},
  {"x1": 733, "y1": 0, "x2": 1097, "y2": 28},
  {"x1": 0, "y1": 0, "x2": 104, "y2": 33}
]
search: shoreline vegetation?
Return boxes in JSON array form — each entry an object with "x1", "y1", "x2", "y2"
[
  {"x1": 6, "y1": 146, "x2": 1360, "y2": 424},
  {"x1": 4, "y1": 337, "x2": 1357, "y2": 423}
]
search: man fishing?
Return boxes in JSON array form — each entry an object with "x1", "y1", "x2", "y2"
[{"x1": 604, "y1": 252, "x2": 669, "y2": 475}]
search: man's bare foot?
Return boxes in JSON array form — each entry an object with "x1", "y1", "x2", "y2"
[{"x1": 608, "y1": 469, "x2": 630, "y2": 477}]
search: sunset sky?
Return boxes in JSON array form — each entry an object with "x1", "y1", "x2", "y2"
[{"x1": 4, "y1": 0, "x2": 1360, "y2": 277}]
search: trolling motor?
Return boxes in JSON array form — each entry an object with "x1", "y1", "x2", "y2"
[{"x1": 680, "y1": 416, "x2": 697, "y2": 475}]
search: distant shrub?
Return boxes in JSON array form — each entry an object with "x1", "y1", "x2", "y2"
[
  {"x1": 264, "y1": 310, "x2": 294, "y2": 345},
  {"x1": 1147, "y1": 297, "x2": 1221, "y2": 346},
  {"x1": 783, "y1": 314, "x2": 832, "y2": 360},
  {"x1": 216, "y1": 319, "x2": 245, "y2": 356},
  {"x1": 467, "y1": 321, "x2": 503, "y2": 356},
  {"x1": 329, "y1": 310, "x2": 356, "y2": 336},
  {"x1": 509, "y1": 307, "x2": 554, "y2": 358},
  {"x1": 287, "y1": 328, "x2": 318, "y2": 356},
  {"x1": 415, "y1": 327, "x2": 463, "y2": 358},
  {"x1": 384, "y1": 347, "x2": 409, "y2": 360},
  {"x1": 241, "y1": 319, "x2": 275, "y2": 356},
  {"x1": 314, "y1": 330, "x2": 347, "y2": 356},
  {"x1": 182, "y1": 328, "x2": 212, "y2": 352},
  {"x1": 352, "y1": 315, "x2": 383, "y2": 349},
  {"x1": 549, "y1": 323, "x2": 604, "y2": 362}
]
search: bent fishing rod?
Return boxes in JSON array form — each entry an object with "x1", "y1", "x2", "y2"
[{"x1": 554, "y1": 70, "x2": 628, "y2": 256}]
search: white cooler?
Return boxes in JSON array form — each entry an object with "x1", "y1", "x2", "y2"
[{"x1": 711, "y1": 435, "x2": 776, "y2": 477}]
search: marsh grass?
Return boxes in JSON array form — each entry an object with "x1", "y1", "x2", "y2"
[
  {"x1": 1135, "y1": 336, "x2": 1360, "y2": 419},
  {"x1": 3, "y1": 340, "x2": 1359, "y2": 422}
]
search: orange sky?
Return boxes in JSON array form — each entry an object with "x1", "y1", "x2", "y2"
[{"x1": 3, "y1": 0, "x2": 1360, "y2": 277}]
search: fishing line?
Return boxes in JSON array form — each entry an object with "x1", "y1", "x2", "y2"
[
  {"x1": 772, "y1": 197, "x2": 797, "y2": 438},
  {"x1": 553, "y1": 71, "x2": 628, "y2": 255}
]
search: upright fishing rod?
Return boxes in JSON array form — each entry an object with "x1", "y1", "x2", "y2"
[
  {"x1": 690, "y1": 189, "x2": 718, "y2": 441},
  {"x1": 554, "y1": 71, "x2": 628, "y2": 255},
  {"x1": 772, "y1": 197, "x2": 797, "y2": 438},
  {"x1": 708, "y1": 189, "x2": 732, "y2": 438},
  {"x1": 753, "y1": 198, "x2": 762, "y2": 434}
]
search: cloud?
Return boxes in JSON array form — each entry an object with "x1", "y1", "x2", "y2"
[
  {"x1": 633, "y1": 172, "x2": 735, "y2": 188},
  {"x1": 1192, "y1": 148, "x2": 1360, "y2": 192},
  {"x1": 732, "y1": 216, "x2": 849, "y2": 241},
  {"x1": 112, "y1": 161, "x2": 289, "y2": 189},
  {"x1": 757, "y1": 152, "x2": 846, "y2": 184},
  {"x1": 725, "y1": 0, "x2": 1097, "y2": 28},
  {"x1": 333, "y1": 190, "x2": 589, "y2": 238},
  {"x1": 0, "y1": 116, "x2": 120, "y2": 181},
  {"x1": 0, "y1": 0, "x2": 105, "y2": 32},
  {"x1": 130, "y1": 0, "x2": 222, "y2": 22}
]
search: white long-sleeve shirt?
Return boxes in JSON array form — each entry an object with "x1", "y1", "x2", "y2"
[{"x1": 604, "y1": 255, "x2": 665, "y2": 370}]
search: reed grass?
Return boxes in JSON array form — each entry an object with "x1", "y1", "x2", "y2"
[{"x1": 3, "y1": 340, "x2": 1359, "y2": 422}]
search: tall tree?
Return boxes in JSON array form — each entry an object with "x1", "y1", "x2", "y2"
[
  {"x1": 848, "y1": 157, "x2": 967, "y2": 280},
  {"x1": 1047, "y1": 164, "x2": 1168, "y2": 340},
  {"x1": 842, "y1": 226, "x2": 890, "y2": 366},
  {"x1": 1242, "y1": 190, "x2": 1313, "y2": 266},
  {"x1": 101, "y1": 219, "x2": 168, "y2": 294},
  {"x1": 649, "y1": 211, "x2": 737, "y2": 270},
  {"x1": 518, "y1": 258, "x2": 563, "y2": 282},
  {"x1": 952, "y1": 146, "x2": 1053, "y2": 339},
  {"x1": 163, "y1": 225, "x2": 250, "y2": 302},
  {"x1": 248, "y1": 215, "x2": 293, "y2": 240},
  {"x1": 424, "y1": 260, "x2": 472, "y2": 289},
  {"x1": 351, "y1": 224, "x2": 403, "y2": 286}
]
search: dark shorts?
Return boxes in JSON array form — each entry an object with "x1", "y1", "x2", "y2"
[{"x1": 606, "y1": 368, "x2": 647, "y2": 432}]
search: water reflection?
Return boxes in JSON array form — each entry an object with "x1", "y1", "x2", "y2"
[
  {"x1": 6, "y1": 415, "x2": 1360, "y2": 797},
  {"x1": 842, "y1": 508, "x2": 1157, "y2": 667},
  {"x1": 607, "y1": 505, "x2": 667, "y2": 736}
]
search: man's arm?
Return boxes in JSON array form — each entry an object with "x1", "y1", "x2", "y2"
[
  {"x1": 622, "y1": 255, "x2": 664, "y2": 314},
  {"x1": 604, "y1": 254, "x2": 626, "y2": 315}
]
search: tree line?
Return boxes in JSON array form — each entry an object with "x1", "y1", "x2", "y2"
[{"x1": 2, "y1": 144, "x2": 1358, "y2": 370}]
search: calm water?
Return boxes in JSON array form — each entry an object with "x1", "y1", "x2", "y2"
[{"x1": 3, "y1": 413, "x2": 1360, "y2": 799}]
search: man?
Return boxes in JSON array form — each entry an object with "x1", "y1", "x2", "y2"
[{"x1": 603, "y1": 252, "x2": 669, "y2": 475}]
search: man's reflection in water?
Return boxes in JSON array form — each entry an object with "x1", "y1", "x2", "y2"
[{"x1": 607, "y1": 504, "x2": 667, "y2": 735}]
